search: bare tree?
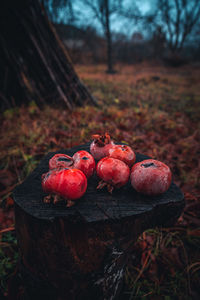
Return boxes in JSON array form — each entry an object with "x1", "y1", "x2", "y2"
[
  {"x1": 157, "y1": 0, "x2": 200, "y2": 54},
  {"x1": 79, "y1": 0, "x2": 123, "y2": 73}
]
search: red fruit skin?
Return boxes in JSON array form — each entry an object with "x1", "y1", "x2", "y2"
[
  {"x1": 90, "y1": 133, "x2": 114, "y2": 160},
  {"x1": 42, "y1": 168, "x2": 87, "y2": 200},
  {"x1": 108, "y1": 144, "x2": 136, "y2": 167},
  {"x1": 130, "y1": 159, "x2": 172, "y2": 196},
  {"x1": 49, "y1": 154, "x2": 73, "y2": 170},
  {"x1": 90, "y1": 141, "x2": 114, "y2": 160},
  {"x1": 96, "y1": 157, "x2": 130, "y2": 188},
  {"x1": 73, "y1": 150, "x2": 95, "y2": 178}
]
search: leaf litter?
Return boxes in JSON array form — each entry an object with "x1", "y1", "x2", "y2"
[{"x1": 0, "y1": 63, "x2": 200, "y2": 298}]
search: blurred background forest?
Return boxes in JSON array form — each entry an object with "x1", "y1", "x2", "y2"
[
  {"x1": 47, "y1": 0, "x2": 200, "y2": 67},
  {"x1": 0, "y1": 0, "x2": 200, "y2": 299}
]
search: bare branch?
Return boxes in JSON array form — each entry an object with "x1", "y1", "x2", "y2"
[{"x1": 156, "y1": 0, "x2": 200, "y2": 53}]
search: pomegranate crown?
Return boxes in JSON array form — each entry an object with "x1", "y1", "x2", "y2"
[{"x1": 92, "y1": 132, "x2": 111, "y2": 147}]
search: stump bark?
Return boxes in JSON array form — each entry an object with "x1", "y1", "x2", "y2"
[{"x1": 13, "y1": 143, "x2": 184, "y2": 300}]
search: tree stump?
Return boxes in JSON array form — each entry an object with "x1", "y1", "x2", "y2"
[{"x1": 13, "y1": 143, "x2": 184, "y2": 300}]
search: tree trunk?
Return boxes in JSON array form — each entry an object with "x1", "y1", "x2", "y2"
[
  {"x1": 0, "y1": 0, "x2": 97, "y2": 112},
  {"x1": 105, "y1": 0, "x2": 115, "y2": 74}
]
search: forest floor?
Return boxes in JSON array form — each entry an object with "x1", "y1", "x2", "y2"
[{"x1": 0, "y1": 62, "x2": 200, "y2": 299}]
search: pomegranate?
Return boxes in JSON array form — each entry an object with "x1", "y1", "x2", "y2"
[
  {"x1": 49, "y1": 154, "x2": 73, "y2": 170},
  {"x1": 49, "y1": 151, "x2": 95, "y2": 178},
  {"x1": 42, "y1": 168, "x2": 87, "y2": 207},
  {"x1": 73, "y1": 150, "x2": 95, "y2": 178},
  {"x1": 130, "y1": 159, "x2": 172, "y2": 195},
  {"x1": 90, "y1": 132, "x2": 114, "y2": 160},
  {"x1": 108, "y1": 144, "x2": 136, "y2": 167},
  {"x1": 96, "y1": 157, "x2": 130, "y2": 193}
]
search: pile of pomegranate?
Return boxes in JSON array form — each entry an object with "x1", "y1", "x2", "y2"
[{"x1": 42, "y1": 133, "x2": 172, "y2": 207}]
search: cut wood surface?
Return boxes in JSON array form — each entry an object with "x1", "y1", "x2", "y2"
[{"x1": 13, "y1": 143, "x2": 184, "y2": 300}]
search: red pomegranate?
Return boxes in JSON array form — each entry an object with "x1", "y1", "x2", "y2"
[
  {"x1": 108, "y1": 144, "x2": 136, "y2": 167},
  {"x1": 42, "y1": 168, "x2": 87, "y2": 206},
  {"x1": 90, "y1": 132, "x2": 114, "y2": 160},
  {"x1": 130, "y1": 159, "x2": 172, "y2": 195},
  {"x1": 96, "y1": 157, "x2": 130, "y2": 193}
]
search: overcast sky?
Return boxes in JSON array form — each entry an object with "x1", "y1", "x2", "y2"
[{"x1": 57, "y1": 0, "x2": 155, "y2": 38}]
